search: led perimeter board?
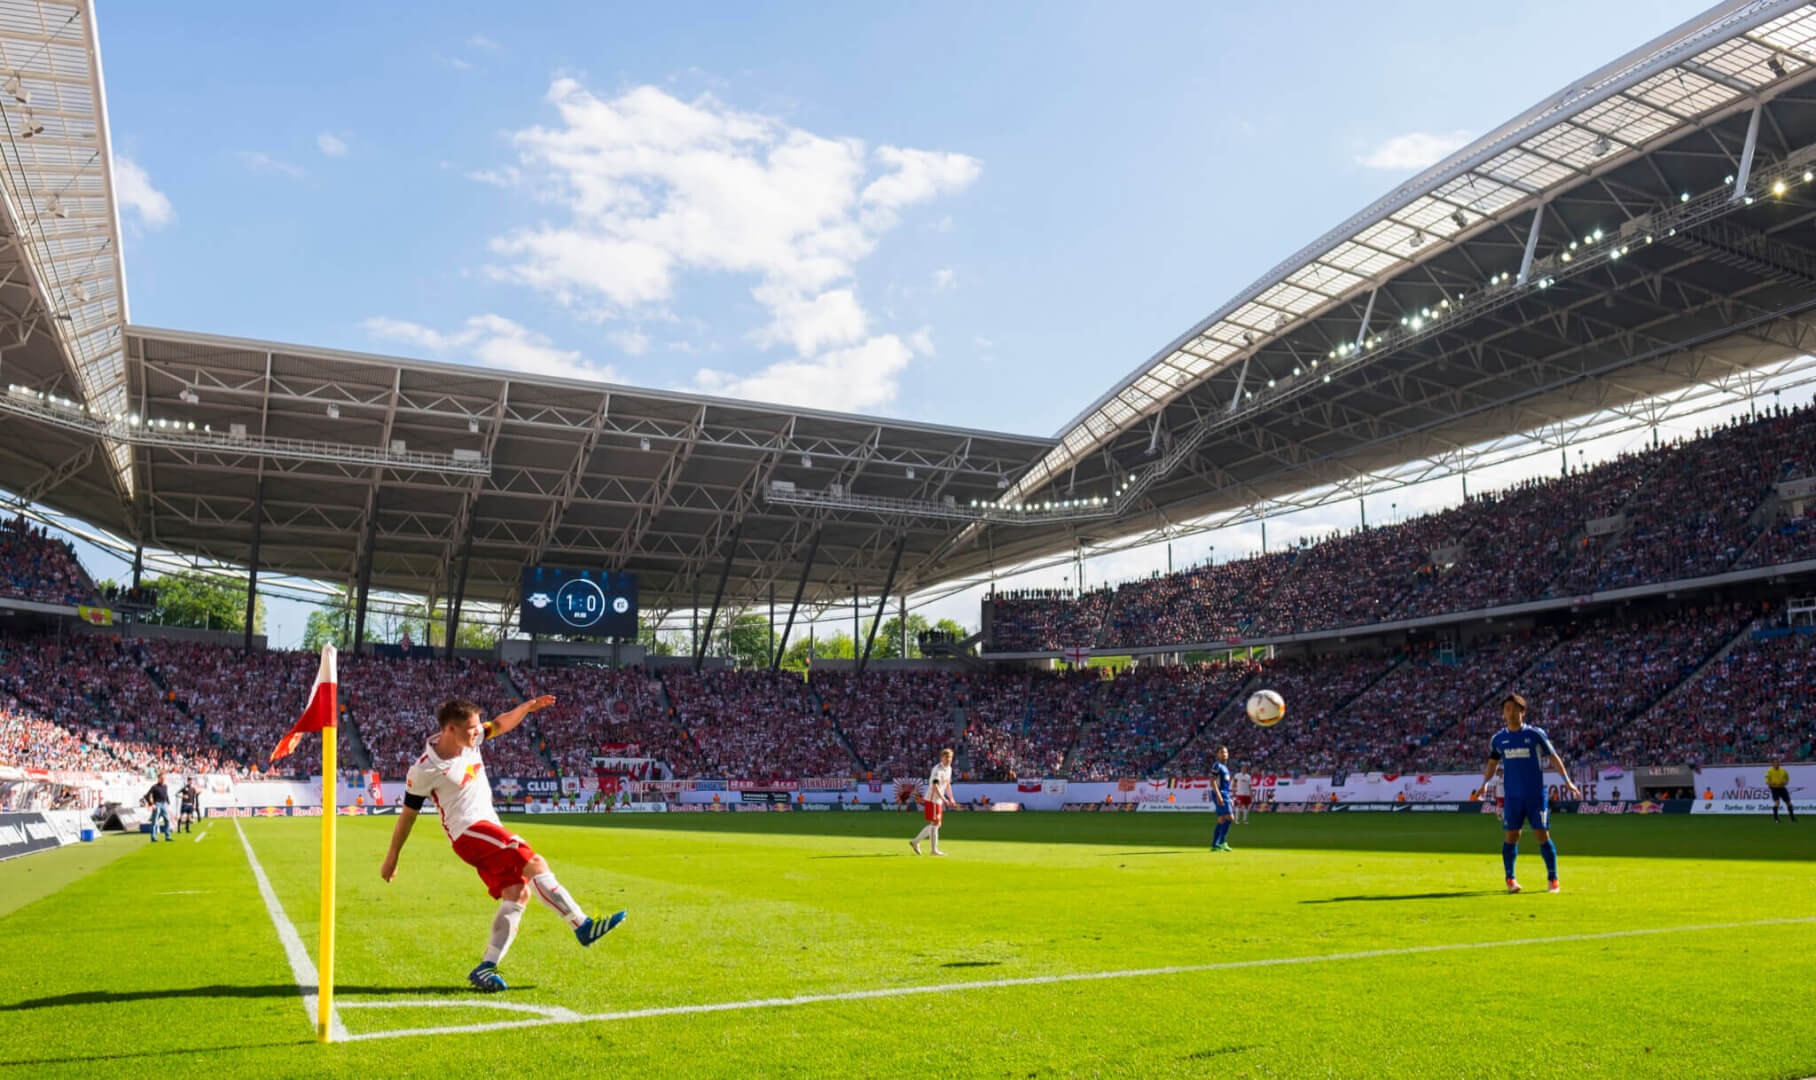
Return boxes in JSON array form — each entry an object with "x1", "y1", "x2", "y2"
[{"x1": 518, "y1": 566, "x2": 638, "y2": 637}]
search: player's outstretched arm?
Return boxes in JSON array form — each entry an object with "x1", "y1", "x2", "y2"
[
  {"x1": 379, "y1": 807, "x2": 419, "y2": 882},
  {"x1": 488, "y1": 694, "x2": 556, "y2": 738}
]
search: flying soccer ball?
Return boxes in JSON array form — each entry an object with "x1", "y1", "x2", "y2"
[{"x1": 1246, "y1": 689, "x2": 1286, "y2": 727}]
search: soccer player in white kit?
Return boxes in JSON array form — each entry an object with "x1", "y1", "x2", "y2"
[
  {"x1": 1232, "y1": 766, "x2": 1253, "y2": 824},
  {"x1": 910, "y1": 747, "x2": 958, "y2": 856},
  {"x1": 379, "y1": 696, "x2": 626, "y2": 992}
]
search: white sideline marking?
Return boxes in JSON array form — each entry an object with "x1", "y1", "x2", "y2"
[
  {"x1": 339, "y1": 1000, "x2": 580, "y2": 1020},
  {"x1": 234, "y1": 819, "x2": 349, "y2": 1042},
  {"x1": 193, "y1": 826, "x2": 210, "y2": 844},
  {"x1": 342, "y1": 915, "x2": 1816, "y2": 1043}
]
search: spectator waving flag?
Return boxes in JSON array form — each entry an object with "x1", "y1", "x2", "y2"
[{"x1": 271, "y1": 644, "x2": 337, "y2": 761}]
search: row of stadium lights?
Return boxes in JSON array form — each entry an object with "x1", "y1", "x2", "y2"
[
  {"x1": 967, "y1": 472, "x2": 1143, "y2": 512},
  {"x1": 6, "y1": 385, "x2": 208, "y2": 432},
  {"x1": 1308, "y1": 170, "x2": 1816, "y2": 372}
]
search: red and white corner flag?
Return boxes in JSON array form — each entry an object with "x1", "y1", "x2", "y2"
[{"x1": 271, "y1": 643, "x2": 338, "y2": 762}]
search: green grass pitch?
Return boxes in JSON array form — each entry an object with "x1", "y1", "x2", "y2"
[{"x1": 1, "y1": 812, "x2": 1812, "y2": 1079}]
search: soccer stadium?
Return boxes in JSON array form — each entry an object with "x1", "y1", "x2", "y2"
[{"x1": 2, "y1": 1, "x2": 1814, "y2": 1077}]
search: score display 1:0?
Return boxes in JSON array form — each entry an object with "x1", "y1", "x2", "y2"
[{"x1": 519, "y1": 566, "x2": 637, "y2": 636}]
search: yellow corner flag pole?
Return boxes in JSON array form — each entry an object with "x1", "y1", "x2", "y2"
[{"x1": 318, "y1": 654, "x2": 339, "y2": 1043}]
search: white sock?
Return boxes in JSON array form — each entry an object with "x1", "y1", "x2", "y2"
[
  {"x1": 930, "y1": 826, "x2": 942, "y2": 850},
  {"x1": 913, "y1": 825, "x2": 933, "y2": 844},
  {"x1": 530, "y1": 871, "x2": 587, "y2": 929},
  {"x1": 483, "y1": 899, "x2": 526, "y2": 964}
]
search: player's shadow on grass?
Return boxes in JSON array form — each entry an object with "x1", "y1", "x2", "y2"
[
  {"x1": 0, "y1": 983, "x2": 529, "y2": 1011},
  {"x1": 1300, "y1": 890, "x2": 1501, "y2": 904},
  {"x1": 939, "y1": 960, "x2": 1003, "y2": 968},
  {"x1": 0, "y1": 1039, "x2": 312, "y2": 1068}
]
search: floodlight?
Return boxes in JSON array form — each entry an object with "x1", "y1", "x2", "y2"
[{"x1": 326, "y1": 404, "x2": 340, "y2": 419}]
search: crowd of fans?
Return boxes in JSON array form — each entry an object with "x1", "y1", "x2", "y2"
[
  {"x1": 984, "y1": 404, "x2": 1816, "y2": 652},
  {"x1": 986, "y1": 587, "x2": 1110, "y2": 652},
  {"x1": 663, "y1": 669, "x2": 851, "y2": 778},
  {"x1": 511, "y1": 665, "x2": 679, "y2": 776},
  {"x1": 344, "y1": 656, "x2": 520, "y2": 776},
  {"x1": 0, "y1": 515, "x2": 90, "y2": 607},
  {"x1": 1073, "y1": 665, "x2": 1248, "y2": 780},
  {"x1": 813, "y1": 670, "x2": 954, "y2": 778},
  {"x1": 1104, "y1": 553, "x2": 1293, "y2": 646},
  {"x1": 0, "y1": 634, "x2": 242, "y2": 777},
  {"x1": 958, "y1": 670, "x2": 1096, "y2": 781},
  {"x1": 1608, "y1": 626, "x2": 1814, "y2": 766}
]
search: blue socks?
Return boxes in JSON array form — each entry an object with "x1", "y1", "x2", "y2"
[
  {"x1": 1212, "y1": 821, "x2": 1230, "y2": 847},
  {"x1": 1539, "y1": 840, "x2": 1558, "y2": 881},
  {"x1": 1502, "y1": 842, "x2": 1517, "y2": 878}
]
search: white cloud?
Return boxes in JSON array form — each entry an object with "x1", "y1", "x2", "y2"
[
  {"x1": 609, "y1": 329, "x2": 651, "y2": 356},
  {"x1": 316, "y1": 133, "x2": 348, "y2": 157},
  {"x1": 479, "y1": 80, "x2": 979, "y2": 410},
  {"x1": 691, "y1": 333, "x2": 913, "y2": 412},
  {"x1": 467, "y1": 165, "x2": 521, "y2": 188},
  {"x1": 437, "y1": 53, "x2": 474, "y2": 71},
  {"x1": 467, "y1": 34, "x2": 500, "y2": 50},
  {"x1": 238, "y1": 151, "x2": 306, "y2": 179},
  {"x1": 113, "y1": 155, "x2": 172, "y2": 228},
  {"x1": 1356, "y1": 130, "x2": 1472, "y2": 170},
  {"x1": 907, "y1": 326, "x2": 935, "y2": 356},
  {"x1": 362, "y1": 314, "x2": 615, "y2": 384},
  {"x1": 931, "y1": 267, "x2": 955, "y2": 291}
]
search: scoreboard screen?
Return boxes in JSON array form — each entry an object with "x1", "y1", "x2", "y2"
[{"x1": 519, "y1": 566, "x2": 638, "y2": 637}]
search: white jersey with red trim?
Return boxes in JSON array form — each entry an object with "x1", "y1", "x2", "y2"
[
  {"x1": 1233, "y1": 772, "x2": 1253, "y2": 797},
  {"x1": 405, "y1": 734, "x2": 501, "y2": 843},
  {"x1": 924, "y1": 763, "x2": 952, "y2": 802}
]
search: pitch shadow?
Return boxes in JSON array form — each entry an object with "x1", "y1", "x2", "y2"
[
  {"x1": 1300, "y1": 890, "x2": 1501, "y2": 904},
  {"x1": 1096, "y1": 850, "x2": 1189, "y2": 857},
  {"x1": 0, "y1": 1039, "x2": 311, "y2": 1068},
  {"x1": 0, "y1": 983, "x2": 528, "y2": 1011},
  {"x1": 939, "y1": 960, "x2": 1004, "y2": 968},
  {"x1": 807, "y1": 853, "x2": 909, "y2": 859}
]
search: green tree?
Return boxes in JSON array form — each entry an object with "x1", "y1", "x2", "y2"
[
  {"x1": 933, "y1": 618, "x2": 970, "y2": 640},
  {"x1": 721, "y1": 613, "x2": 774, "y2": 668},
  {"x1": 302, "y1": 608, "x2": 346, "y2": 651},
  {"x1": 637, "y1": 624, "x2": 676, "y2": 657},
  {"x1": 143, "y1": 572, "x2": 264, "y2": 633},
  {"x1": 872, "y1": 613, "x2": 932, "y2": 659}
]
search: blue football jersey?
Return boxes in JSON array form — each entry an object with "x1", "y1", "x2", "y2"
[
  {"x1": 1489, "y1": 725, "x2": 1556, "y2": 800},
  {"x1": 1211, "y1": 761, "x2": 1232, "y2": 796}
]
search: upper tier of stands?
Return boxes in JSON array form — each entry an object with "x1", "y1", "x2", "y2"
[
  {"x1": 0, "y1": 514, "x2": 91, "y2": 608},
  {"x1": 987, "y1": 404, "x2": 1816, "y2": 652}
]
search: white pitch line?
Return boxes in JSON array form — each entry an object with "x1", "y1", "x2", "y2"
[
  {"x1": 339, "y1": 1000, "x2": 580, "y2": 1020},
  {"x1": 234, "y1": 819, "x2": 349, "y2": 1042},
  {"x1": 193, "y1": 825, "x2": 210, "y2": 844},
  {"x1": 342, "y1": 915, "x2": 1816, "y2": 1043}
]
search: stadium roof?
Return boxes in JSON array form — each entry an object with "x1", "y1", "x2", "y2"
[
  {"x1": 0, "y1": 324, "x2": 1055, "y2": 618},
  {"x1": 9, "y1": 0, "x2": 1816, "y2": 629},
  {"x1": 915, "y1": 0, "x2": 1816, "y2": 577}
]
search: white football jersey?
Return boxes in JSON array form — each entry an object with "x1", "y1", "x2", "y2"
[
  {"x1": 405, "y1": 735, "x2": 501, "y2": 843},
  {"x1": 1233, "y1": 772, "x2": 1252, "y2": 796},
  {"x1": 924, "y1": 763, "x2": 952, "y2": 801}
]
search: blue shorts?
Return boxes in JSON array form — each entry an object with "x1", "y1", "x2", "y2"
[{"x1": 1501, "y1": 794, "x2": 1549, "y2": 831}]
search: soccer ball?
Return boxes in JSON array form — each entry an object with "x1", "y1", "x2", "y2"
[{"x1": 1246, "y1": 689, "x2": 1286, "y2": 727}]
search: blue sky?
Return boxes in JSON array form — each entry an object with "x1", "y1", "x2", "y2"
[{"x1": 91, "y1": 0, "x2": 1790, "y2": 647}]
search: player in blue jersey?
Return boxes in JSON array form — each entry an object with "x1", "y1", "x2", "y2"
[
  {"x1": 1479, "y1": 693, "x2": 1580, "y2": 893},
  {"x1": 1209, "y1": 746, "x2": 1235, "y2": 852}
]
